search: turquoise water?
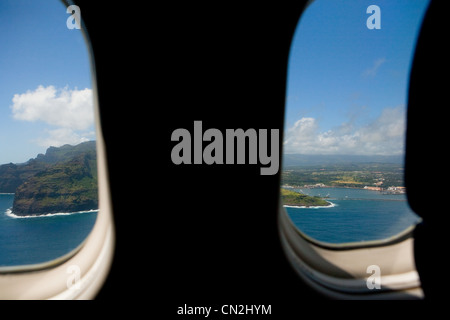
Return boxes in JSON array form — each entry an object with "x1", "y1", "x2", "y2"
[
  {"x1": 0, "y1": 193, "x2": 97, "y2": 267},
  {"x1": 284, "y1": 187, "x2": 421, "y2": 244}
]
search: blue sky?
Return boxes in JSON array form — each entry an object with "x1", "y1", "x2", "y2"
[
  {"x1": 0, "y1": 0, "x2": 94, "y2": 164},
  {"x1": 284, "y1": 0, "x2": 430, "y2": 156}
]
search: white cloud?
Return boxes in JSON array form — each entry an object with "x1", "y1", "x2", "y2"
[
  {"x1": 34, "y1": 128, "x2": 95, "y2": 148},
  {"x1": 283, "y1": 106, "x2": 406, "y2": 156},
  {"x1": 362, "y1": 58, "x2": 386, "y2": 77},
  {"x1": 10, "y1": 85, "x2": 95, "y2": 147}
]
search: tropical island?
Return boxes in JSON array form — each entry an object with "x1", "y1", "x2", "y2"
[
  {"x1": 281, "y1": 188, "x2": 331, "y2": 207},
  {"x1": 0, "y1": 141, "x2": 98, "y2": 216},
  {"x1": 280, "y1": 154, "x2": 408, "y2": 208}
]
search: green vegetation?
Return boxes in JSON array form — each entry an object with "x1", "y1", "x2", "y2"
[
  {"x1": 0, "y1": 141, "x2": 99, "y2": 216},
  {"x1": 0, "y1": 141, "x2": 97, "y2": 193},
  {"x1": 281, "y1": 188, "x2": 330, "y2": 207},
  {"x1": 282, "y1": 162, "x2": 404, "y2": 189}
]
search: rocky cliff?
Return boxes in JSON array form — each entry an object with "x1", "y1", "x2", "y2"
[{"x1": 0, "y1": 141, "x2": 98, "y2": 216}]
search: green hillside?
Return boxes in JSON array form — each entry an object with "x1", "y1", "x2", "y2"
[
  {"x1": 0, "y1": 141, "x2": 97, "y2": 193},
  {"x1": 281, "y1": 188, "x2": 330, "y2": 207},
  {"x1": 0, "y1": 141, "x2": 99, "y2": 216}
]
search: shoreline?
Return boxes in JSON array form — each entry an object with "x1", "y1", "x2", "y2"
[
  {"x1": 5, "y1": 208, "x2": 99, "y2": 219},
  {"x1": 283, "y1": 184, "x2": 365, "y2": 190},
  {"x1": 283, "y1": 200, "x2": 337, "y2": 209},
  {"x1": 282, "y1": 184, "x2": 406, "y2": 194}
]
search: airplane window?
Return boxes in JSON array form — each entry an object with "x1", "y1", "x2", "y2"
[
  {"x1": 281, "y1": 0, "x2": 430, "y2": 244},
  {"x1": 0, "y1": 1, "x2": 98, "y2": 267}
]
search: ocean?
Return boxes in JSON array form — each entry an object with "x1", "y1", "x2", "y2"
[
  {"x1": 284, "y1": 187, "x2": 421, "y2": 244},
  {"x1": 0, "y1": 193, "x2": 97, "y2": 267},
  {"x1": 0, "y1": 187, "x2": 420, "y2": 266}
]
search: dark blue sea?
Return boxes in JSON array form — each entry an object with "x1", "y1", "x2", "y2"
[
  {"x1": 284, "y1": 187, "x2": 421, "y2": 244},
  {"x1": 0, "y1": 193, "x2": 97, "y2": 267}
]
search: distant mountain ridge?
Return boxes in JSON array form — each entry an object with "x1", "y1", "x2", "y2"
[
  {"x1": 0, "y1": 141, "x2": 96, "y2": 193},
  {"x1": 34, "y1": 141, "x2": 97, "y2": 164},
  {"x1": 0, "y1": 141, "x2": 98, "y2": 216},
  {"x1": 282, "y1": 154, "x2": 404, "y2": 167}
]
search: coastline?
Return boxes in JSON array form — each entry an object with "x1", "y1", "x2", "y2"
[
  {"x1": 281, "y1": 184, "x2": 407, "y2": 209},
  {"x1": 282, "y1": 184, "x2": 406, "y2": 194},
  {"x1": 283, "y1": 184, "x2": 364, "y2": 190},
  {"x1": 5, "y1": 208, "x2": 99, "y2": 219},
  {"x1": 283, "y1": 201, "x2": 336, "y2": 209}
]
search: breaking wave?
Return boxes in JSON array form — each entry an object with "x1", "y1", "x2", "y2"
[
  {"x1": 5, "y1": 208, "x2": 98, "y2": 219},
  {"x1": 283, "y1": 201, "x2": 337, "y2": 209}
]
